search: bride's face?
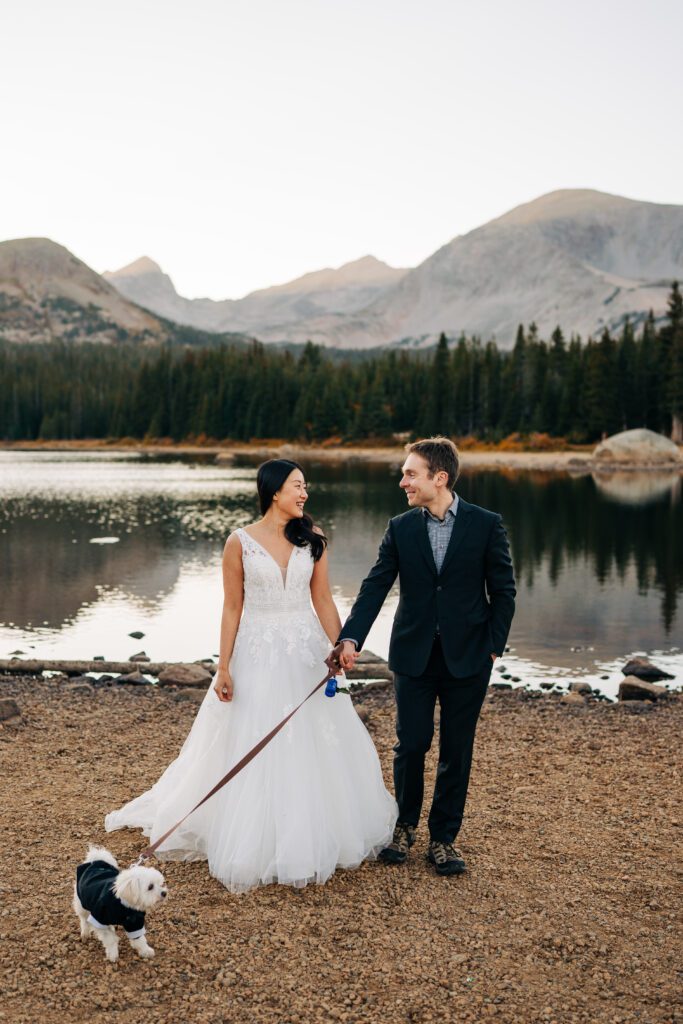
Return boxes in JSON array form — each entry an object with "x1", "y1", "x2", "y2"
[{"x1": 274, "y1": 469, "x2": 308, "y2": 519}]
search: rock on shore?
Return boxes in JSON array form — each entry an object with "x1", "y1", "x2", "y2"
[
  {"x1": 618, "y1": 676, "x2": 667, "y2": 701},
  {"x1": 592, "y1": 428, "x2": 683, "y2": 468}
]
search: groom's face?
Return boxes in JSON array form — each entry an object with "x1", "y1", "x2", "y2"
[{"x1": 400, "y1": 453, "x2": 444, "y2": 507}]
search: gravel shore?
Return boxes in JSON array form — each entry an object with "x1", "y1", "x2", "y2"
[{"x1": 1, "y1": 675, "x2": 681, "y2": 1024}]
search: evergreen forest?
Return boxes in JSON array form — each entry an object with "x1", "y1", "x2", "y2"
[{"x1": 1, "y1": 284, "x2": 682, "y2": 445}]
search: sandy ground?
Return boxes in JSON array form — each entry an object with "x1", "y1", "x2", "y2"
[{"x1": 0, "y1": 674, "x2": 681, "y2": 1024}]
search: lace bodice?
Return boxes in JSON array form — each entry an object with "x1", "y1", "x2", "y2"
[
  {"x1": 232, "y1": 528, "x2": 326, "y2": 667},
  {"x1": 236, "y1": 528, "x2": 313, "y2": 614}
]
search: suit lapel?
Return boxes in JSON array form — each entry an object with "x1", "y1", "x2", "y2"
[
  {"x1": 438, "y1": 497, "x2": 473, "y2": 576},
  {"x1": 413, "y1": 509, "x2": 438, "y2": 575}
]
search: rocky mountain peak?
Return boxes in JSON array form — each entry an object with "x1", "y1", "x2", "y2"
[
  {"x1": 490, "y1": 188, "x2": 645, "y2": 228},
  {"x1": 105, "y1": 256, "x2": 163, "y2": 278}
]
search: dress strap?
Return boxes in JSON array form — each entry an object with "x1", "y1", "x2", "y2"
[{"x1": 234, "y1": 527, "x2": 254, "y2": 556}]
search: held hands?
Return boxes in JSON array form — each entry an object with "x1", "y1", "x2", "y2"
[
  {"x1": 213, "y1": 667, "x2": 234, "y2": 703},
  {"x1": 329, "y1": 640, "x2": 359, "y2": 672}
]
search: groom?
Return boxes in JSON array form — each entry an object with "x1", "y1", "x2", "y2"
[{"x1": 335, "y1": 437, "x2": 516, "y2": 876}]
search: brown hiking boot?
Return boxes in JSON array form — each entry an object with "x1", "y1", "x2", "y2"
[
  {"x1": 378, "y1": 822, "x2": 416, "y2": 864},
  {"x1": 426, "y1": 840, "x2": 466, "y2": 876}
]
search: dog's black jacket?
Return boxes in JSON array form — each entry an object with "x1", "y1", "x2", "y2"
[{"x1": 76, "y1": 860, "x2": 146, "y2": 934}]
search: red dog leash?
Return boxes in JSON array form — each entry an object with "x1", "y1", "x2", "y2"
[{"x1": 135, "y1": 652, "x2": 340, "y2": 864}]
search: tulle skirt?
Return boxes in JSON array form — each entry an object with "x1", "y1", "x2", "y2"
[{"x1": 104, "y1": 612, "x2": 397, "y2": 893}]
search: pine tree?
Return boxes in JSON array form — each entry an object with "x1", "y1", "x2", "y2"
[
  {"x1": 421, "y1": 333, "x2": 452, "y2": 435},
  {"x1": 584, "y1": 329, "x2": 620, "y2": 440},
  {"x1": 500, "y1": 325, "x2": 526, "y2": 435},
  {"x1": 617, "y1": 318, "x2": 638, "y2": 430},
  {"x1": 665, "y1": 282, "x2": 683, "y2": 441}
]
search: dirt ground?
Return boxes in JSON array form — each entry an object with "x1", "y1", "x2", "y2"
[{"x1": 0, "y1": 675, "x2": 681, "y2": 1024}]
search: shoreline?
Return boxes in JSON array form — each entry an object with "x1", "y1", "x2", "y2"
[{"x1": 2, "y1": 438, "x2": 682, "y2": 473}]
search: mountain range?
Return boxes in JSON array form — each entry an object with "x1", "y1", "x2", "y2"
[
  {"x1": 104, "y1": 253, "x2": 407, "y2": 340},
  {"x1": 104, "y1": 189, "x2": 683, "y2": 348},
  {"x1": 2, "y1": 189, "x2": 681, "y2": 349}
]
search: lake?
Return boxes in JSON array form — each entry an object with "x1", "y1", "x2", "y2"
[{"x1": 0, "y1": 450, "x2": 681, "y2": 699}]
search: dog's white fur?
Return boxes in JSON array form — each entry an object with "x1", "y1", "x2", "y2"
[{"x1": 72, "y1": 845, "x2": 167, "y2": 963}]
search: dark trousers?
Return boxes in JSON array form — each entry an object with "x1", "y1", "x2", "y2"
[{"x1": 393, "y1": 636, "x2": 491, "y2": 844}]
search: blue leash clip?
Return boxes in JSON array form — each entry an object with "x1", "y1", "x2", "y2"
[{"x1": 325, "y1": 676, "x2": 338, "y2": 698}]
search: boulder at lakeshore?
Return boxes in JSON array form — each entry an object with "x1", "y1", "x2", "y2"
[
  {"x1": 157, "y1": 663, "x2": 213, "y2": 687},
  {"x1": 622, "y1": 656, "x2": 674, "y2": 681},
  {"x1": 116, "y1": 669, "x2": 150, "y2": 686},
  {"x1": 129, "y1": 650, "x2": 151, "y2": 662},
  {"x1": 618, "y1": 676, "x2": 667, "y2": 701},
  {"x1": 569, "y1": 680, "x2": 593, "y2": 695},
  {"x1": 560, "y1": 691, "x2": 586, "y2": 706},
  {"x1": 0, "y1": 697, "x2": 21, "y2": 722},
  {"x1": 592, "y1": 429, "x2": 682, "y2": 467}
]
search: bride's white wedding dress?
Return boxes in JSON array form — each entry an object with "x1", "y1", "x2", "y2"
[{"x1": 104, "y1": 527, "x2": 397, "y2": 893}]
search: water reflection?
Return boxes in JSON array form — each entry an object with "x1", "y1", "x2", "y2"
[
  {"x1": 451, "y1": 469, "x2": 681, "y2": 632},
  {"x1": 591, "y1": 470, "x2": 681, "y2": 506},
  {"x1": 0, "y1": 452, "x2": 680, "y2": 697},
  {"x1": 0, "y1": 455, "x2": 258, "y2": 629}
]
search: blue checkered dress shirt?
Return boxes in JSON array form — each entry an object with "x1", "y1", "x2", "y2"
[{"x1": 422, "y1": 492, "x2": 459, "y2": 572}]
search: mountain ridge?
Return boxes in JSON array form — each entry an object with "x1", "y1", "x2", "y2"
[
  {"x1": 0, "y1": 238, "x2": 253, "y2": 347},
  {"x1": 3, "y1": 189, "x2": 682, "y2": 349},
  {"x1": 103, "y1": 188, "x2": 683, "y2": 348},
  {"x1": 0, "y1": 237, "x2": 164, "y2": 344}
]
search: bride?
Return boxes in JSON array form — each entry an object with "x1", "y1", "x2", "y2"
[{"x1": 105, "y1": 459, "x2": 397, "y2": 893}]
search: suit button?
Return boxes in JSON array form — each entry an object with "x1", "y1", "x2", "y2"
[{"x1": 436, "y1": 586, "x2": 442, "y2": 592}]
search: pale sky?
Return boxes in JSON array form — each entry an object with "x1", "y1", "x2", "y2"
[{"x1": 3, "y1": 0, "x2": 682, "y2": 299}]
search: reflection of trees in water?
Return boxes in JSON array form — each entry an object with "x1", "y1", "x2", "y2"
[
  {"x1": 0, "y1": 493, "x2": 256, "y2": 628},
  {"x1": 3, "y1": 458, "x2": 681, "y2": 637},
  {"x1": 457, "y1": 470, "x2": 682, "y2": 632}
]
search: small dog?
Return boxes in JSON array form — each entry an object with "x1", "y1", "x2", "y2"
[{"x1": 73, "y1": 845, "x2": 168, "y2": 962}]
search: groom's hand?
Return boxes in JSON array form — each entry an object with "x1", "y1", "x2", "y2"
[
  {"x1": 329, "y1": 641, "x2": 358, "y2": 672},
  {"x1": 339, "y1": 641, "x2": 359, "y2": 671}
]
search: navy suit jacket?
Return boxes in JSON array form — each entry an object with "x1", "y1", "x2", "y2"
[{"x1": 339, "y1": 499, "x2": 516, "y2": 678}]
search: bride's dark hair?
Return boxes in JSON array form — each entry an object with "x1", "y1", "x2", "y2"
[{"x1": 256, "y1": 459, "x2": 327, "y2": 561}]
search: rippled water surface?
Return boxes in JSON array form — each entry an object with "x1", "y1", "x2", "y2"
[{"x1": 1, "y1": 451, "x2": 681, "y2": 699}]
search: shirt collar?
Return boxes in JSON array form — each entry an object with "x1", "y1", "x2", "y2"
[{"x1": 423, "y1": 492, "x2": 459, "y2": 522}]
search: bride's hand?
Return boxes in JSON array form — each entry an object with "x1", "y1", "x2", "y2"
[
  {"x1": 331, "y1": 641, "x2": 358, "y2": 672},
  {"x1": 213, "y1": 668, "x2": 233, "y2": 703}
]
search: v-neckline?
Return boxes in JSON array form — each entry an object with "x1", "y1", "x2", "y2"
[{"x1": 241, "y1": 528, "x2": 296, "y2": 588}]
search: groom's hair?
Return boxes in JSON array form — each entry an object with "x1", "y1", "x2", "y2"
[{"x1": 406, "y1": 436, "x2": 460, "y2": 490}]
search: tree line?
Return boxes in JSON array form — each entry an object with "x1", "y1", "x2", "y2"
[{"x1": 1, "y1": 283, "x2": 681, "y2": 444}]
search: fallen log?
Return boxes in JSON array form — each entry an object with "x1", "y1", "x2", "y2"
[
  {"x1": 0, "y1": 658, "x2": 213, "y2": 678},
  {"x1": 0, "y1": 653, "x2": 393, "y2": 682}
]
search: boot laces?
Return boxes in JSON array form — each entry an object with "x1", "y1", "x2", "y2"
[
  {"x1": 390, "y1": 823, "x2": 414, "y2": 853},
  {"x1": 431, "y1": 841, "x2": 461, "y2": 864}
]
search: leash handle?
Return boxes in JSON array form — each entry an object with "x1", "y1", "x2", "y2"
[{"x1": 137, "y1": 652, "x2": 340, "y2": 862}]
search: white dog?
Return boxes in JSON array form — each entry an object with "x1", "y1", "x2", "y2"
[{"x1": 73, "y1": 845, "x2": 168, "y2": 962}]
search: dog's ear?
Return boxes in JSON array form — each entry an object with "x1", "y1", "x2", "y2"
[{"x1": 113, "y1": 869, "x2": 143, "y2": 908}]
